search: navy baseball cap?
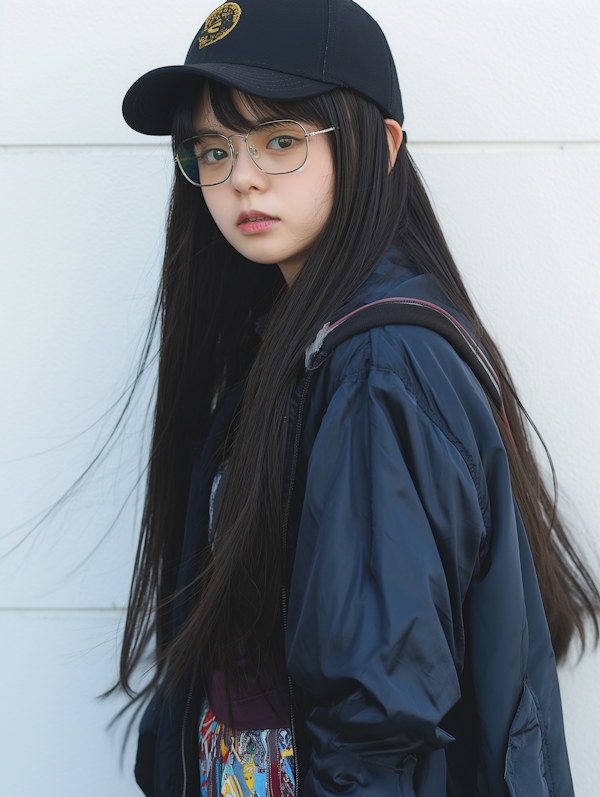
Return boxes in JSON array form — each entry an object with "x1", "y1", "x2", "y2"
[{"x1": 122, "y1": 0, "x2": 404, "y2": 135}]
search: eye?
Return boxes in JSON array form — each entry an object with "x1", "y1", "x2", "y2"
[
  {"x1": 203, "y1": 148, "x2": 230, "y2": 163},
  {"x1": 267, "y1": 135, "x2": 296, "y2": 151}
]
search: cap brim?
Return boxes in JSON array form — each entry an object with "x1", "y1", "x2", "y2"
[{"x1": 122, "y1": 63, "x2": 338, "y2": 136}]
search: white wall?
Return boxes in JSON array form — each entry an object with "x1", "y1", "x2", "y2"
[{"x1": 1, "y1": 1, "x2": 599, "y2": 794}]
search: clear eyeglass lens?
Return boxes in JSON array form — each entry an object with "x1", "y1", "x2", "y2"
[
  {"x1": 176, "y1": 135, "x2": 232, "y2": 186},
  {"x1": 246, "y1": 121, "x2": 307, "y2": 173},
  {"x1": 176, "y1": 122, "x2": 308, "y2": 186}
]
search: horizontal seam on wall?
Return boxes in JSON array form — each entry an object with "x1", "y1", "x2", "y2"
[{"x1": 2, "y1": 141, "x2": 600, "y2": 151}]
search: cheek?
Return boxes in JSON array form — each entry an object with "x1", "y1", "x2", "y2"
[
  {"x1": 289, "y1": 160, "x2": 335, "y2": 232},
  {"x1": 201, "y1": 186, "x2": 230, "y2": 229}
]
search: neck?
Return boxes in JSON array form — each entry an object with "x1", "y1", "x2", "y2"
[{"x1": 277, "y1": 250, "x2": 309, "y2": 286}]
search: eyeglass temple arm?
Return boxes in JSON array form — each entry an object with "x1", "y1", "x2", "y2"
[{"x1": 306, "y1": 127, "x2": 336, "y2": 137}]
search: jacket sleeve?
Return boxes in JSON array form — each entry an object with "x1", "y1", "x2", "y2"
[{"x1": 285, "y1": 363, "x2": 489, "y2": 797}]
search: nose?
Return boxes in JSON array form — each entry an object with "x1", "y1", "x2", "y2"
[{"x1": 228, "y1": 136, "x2": 268, "y2": 193}]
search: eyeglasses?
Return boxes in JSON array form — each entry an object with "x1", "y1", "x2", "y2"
[{"x1": 174, "y1": 119, "x2": 336, "y2": 187}]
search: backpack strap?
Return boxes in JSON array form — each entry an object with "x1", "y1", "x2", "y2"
[{"x1": 305, "y1": 297, "x2": 503, "y2": 412}]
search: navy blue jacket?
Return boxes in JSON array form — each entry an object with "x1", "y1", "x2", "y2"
[{"x1": 135, "y1": 246, "x2": 574, "y2": 797}]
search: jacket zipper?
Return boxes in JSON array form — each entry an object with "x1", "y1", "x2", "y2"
[
  {"x1": 181, "y1": 659, "x2": 199, "y2": 797},
  {"x1": 281, "y1": 370, "x2": 315, "y2": 797}
]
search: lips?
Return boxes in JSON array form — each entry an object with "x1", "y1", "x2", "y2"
[{"x1": 236, "y1": 209, "x2": 278, "y2": 225}]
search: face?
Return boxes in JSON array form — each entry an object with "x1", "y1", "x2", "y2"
[{"x1": 192, "y1": 90, "x2": 335, "y2": 285}]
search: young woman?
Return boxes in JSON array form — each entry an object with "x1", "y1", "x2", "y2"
[{"x1": 119, "y1": 1, "x2": 599, "y2": 795}]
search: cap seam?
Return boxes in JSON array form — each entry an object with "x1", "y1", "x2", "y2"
[
  {"x1": 322, "y1": 0, "x2": 333, "y2": 81},
  {"x1": 200, "y1": 56, "x2": 333, "y2": 83},
  {"x1": 387, "y1": 44, "x2": 394, "y2": 116},
  {"x1": 134, "y1": 62, "x2": 334, "y2": 84},
  {"x1": 131, "y1": 64, "x2": 339, "y2": 96},
  {"x1": 200, "y1": 64, "x2": 338, "y2": 88}
]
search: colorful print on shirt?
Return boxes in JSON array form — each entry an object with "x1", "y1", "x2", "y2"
[{"x1": 199, "y1": 702, "x2": 295, "y2": 797}]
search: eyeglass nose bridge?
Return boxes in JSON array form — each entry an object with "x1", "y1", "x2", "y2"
[{"x1": 227, "y1": 132, "x2": 260, "y2": 164}]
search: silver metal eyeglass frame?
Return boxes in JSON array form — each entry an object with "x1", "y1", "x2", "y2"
[{"x1": 174, "y1": 119, "x2": 336, "y2": 187}]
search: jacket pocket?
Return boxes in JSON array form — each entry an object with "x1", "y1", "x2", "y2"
[{"x1": 504, "y1": 678, "x2": 552, "y2": 797}]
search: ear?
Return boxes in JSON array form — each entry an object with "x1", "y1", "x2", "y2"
[{"x1": 384, "y1": 119, "x2": 403, "y2": 173}]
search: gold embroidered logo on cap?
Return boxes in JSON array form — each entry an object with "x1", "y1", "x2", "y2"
[{"x1": 198, "y1": 3, "x2": 242, "y2": 49}]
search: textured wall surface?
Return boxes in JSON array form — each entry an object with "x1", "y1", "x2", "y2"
[{"x1": 1, "y1": 1, "x2": 599, "y2": 794}]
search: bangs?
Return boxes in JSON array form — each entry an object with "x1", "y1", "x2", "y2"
[{"x1": 207, "y1": 80, "x2": 332, "y2": 130}]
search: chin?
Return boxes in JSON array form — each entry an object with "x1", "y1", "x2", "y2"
[{"x1": 233, "y1": 238, "x2": 293, "y2": 266}]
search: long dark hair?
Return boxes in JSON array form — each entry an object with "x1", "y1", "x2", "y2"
[{"x1": 117, "y1": 80, "x2": 600, "y2": 707}]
